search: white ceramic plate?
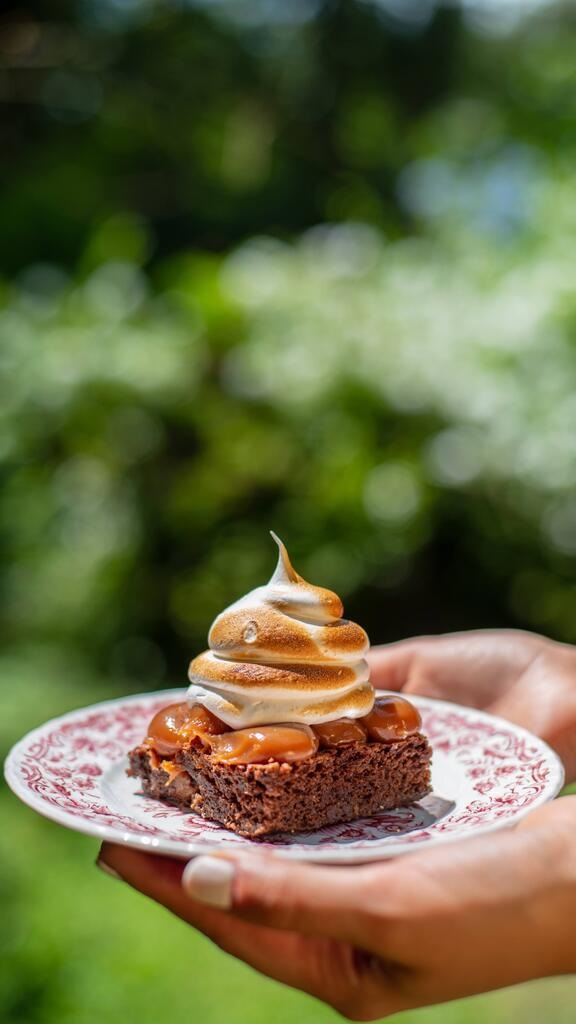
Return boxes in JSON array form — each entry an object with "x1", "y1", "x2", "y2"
[{"x1": 4, "y1": 689, "x2": 565, "y2": 863}]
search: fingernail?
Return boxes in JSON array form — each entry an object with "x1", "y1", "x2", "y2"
[
  {"x1": 182, "y1": 855, "x2": 235, "y2": 909},
  {"x1": 96, "y1": 856, "x2": 123, "y2": 881}
]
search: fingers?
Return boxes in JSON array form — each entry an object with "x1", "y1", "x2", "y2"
[
  {"x1": 366, "y1": 638, "x2": 430, "y2": 692},
  {"x1": 367, "y1": 630, "x2": 542, "y2": 704},
  {"x1": 97, "y1": 843, "x2": 304, "y2": 976},
  {"x1": 182, "y1": 852, "x2": 381, "y2": 944},
  {"x1": 97, "y1": 843, "x2": 375, "y2": 946},
  {"x1": 96, "y1": 843, "x2": 399, "y2": 1017}
]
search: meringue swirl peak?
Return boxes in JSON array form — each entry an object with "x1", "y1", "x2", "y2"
[{"x1": 187, "y1": 532, "x2": 374, "y2": 728}]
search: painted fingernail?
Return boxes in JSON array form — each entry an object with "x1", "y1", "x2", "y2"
[
  {"x1": 182, "y1": 855, "x2": 235, "y2": 909},
  {"x1": 96, "y1": 856, "x2": 123, "y2": 881}
]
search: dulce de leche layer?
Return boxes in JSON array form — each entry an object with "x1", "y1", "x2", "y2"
[{"x1": 145, "y1": 695, "x2": 423, "y2": 766}]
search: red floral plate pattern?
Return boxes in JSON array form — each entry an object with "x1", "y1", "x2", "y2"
[{"x1": 4, "y1": 690, "x2": 565, "y2": 863}]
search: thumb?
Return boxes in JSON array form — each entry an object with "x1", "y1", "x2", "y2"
[{"x1": 182, "y1": 853, "x2": 379, "y2": 943}]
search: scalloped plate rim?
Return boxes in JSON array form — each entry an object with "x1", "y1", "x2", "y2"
[{"x1": 4, "y1": 689, "x2": 566, "y2": 864}]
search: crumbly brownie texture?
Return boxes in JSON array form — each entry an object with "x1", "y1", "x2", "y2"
[{"x1": 128, "y1": 733, "x2": 432, "y2": 838}]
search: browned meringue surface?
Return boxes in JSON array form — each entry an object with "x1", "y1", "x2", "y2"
[{"x1": 187, "y1": 533, "x2": 373, "y2": 728}]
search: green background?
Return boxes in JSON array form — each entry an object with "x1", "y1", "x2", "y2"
[{"x1": 3, "y1": 0, "x2": 576, "y2": 1020}]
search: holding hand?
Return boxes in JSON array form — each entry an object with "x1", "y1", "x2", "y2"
[
  {"x1": 98, "y1": 795, "x2": 576, "y2": 1020},
  {"x1": 369, "y1": 629, "x2": 576, "y2": 779},
  {"x1": 98, "y1": 629, "x2": 576, "y2": 1019}
]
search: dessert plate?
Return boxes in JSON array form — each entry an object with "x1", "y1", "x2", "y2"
[{"x1": 4, "y1": 690, "x2": 565, "y2": 864}]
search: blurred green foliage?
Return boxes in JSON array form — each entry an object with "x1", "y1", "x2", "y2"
[{"x1": 3, "y1": 0, "x2": 576, "y2": 1021}]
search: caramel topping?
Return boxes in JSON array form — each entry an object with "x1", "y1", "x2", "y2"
[
  {"x1": 361, "y1": 695, "x2": 422, "y2": 743},
  {"x1": 159, "y1": 759, "x2": 187, "y2": 785},
  {"x1": 144, "y1": 692, "x2": 423, "y2": 768},
  {"x1": 312, "y1": 718, "x2": 368, "y2": 748},
  {"x1": 146, "y1": 702, "x2": 227, "y2": 756},
  {"x1": 208, "y1": 724, "x2": 318, "y2": 765}
]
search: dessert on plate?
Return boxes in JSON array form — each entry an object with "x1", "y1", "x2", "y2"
[{"x1": 128, "y1": 533, "x2": 432, "y2": 837}]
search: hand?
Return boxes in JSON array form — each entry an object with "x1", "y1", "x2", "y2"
[
  {"x1": 368, "y1": 629, "x2": 576, "y2": 781},
  {"x1": 98, "y1": 794, "x2": 576, "y2": 1020}
]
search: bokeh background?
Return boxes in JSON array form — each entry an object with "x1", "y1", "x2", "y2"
[{"x1": 3, "y1": 0, "x2": 576, "y2": 1021}]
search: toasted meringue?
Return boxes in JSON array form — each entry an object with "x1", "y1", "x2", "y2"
[{"x1": 187, "y1": 533, "x2": 374, "y2": 728}]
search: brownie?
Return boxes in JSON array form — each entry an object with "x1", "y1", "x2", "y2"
[{"x1": 128, "y1": 732, "x2": 432, "y2": 838}]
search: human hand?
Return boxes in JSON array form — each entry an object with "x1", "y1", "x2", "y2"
[
  {"x1": 368, "y1": 630, "x2": 576, "y2": 781},
  {"x1": 98, "y1": 794, "x2": 576, "y2": 1020}
]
